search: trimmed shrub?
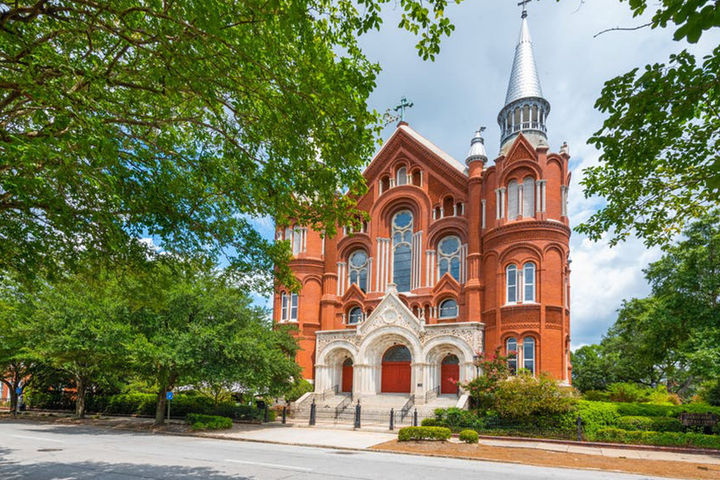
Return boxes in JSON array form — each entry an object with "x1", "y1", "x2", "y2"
[
  {"x1": 493, "y1": 373, "x2": 577, "y2": 420},
  {"x1": 617, "y1": 416, "x2": 684, "y2": 432},
  {"x1": 398, "y1": 426, "x2": 452, "y2": 442},
  {"x1": 421, "y1": 418, "x2": 440, "y2": 427},
  {"x1": 592, "y1": 427, "x2": 720, "y2": 450},
  {"x1": 459, "y1": 429, "x2": 479, "y2": 444},
  {"x1": 607, "y1": 383, "x2": 652, "y2": 403},
  {"x1": 186, "y1": 413, "x2": 233, "y2": 431},
  {"x1": 583, "y1": 390, "x2": 611, "y2": 402}
]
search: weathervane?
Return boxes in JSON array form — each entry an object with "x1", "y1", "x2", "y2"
[
  {"x1": 394, "y1": 96, "x2": 414, "y2": 123},
  {"x1": 518, "y1": 0, "x2": 531, "y2": 18}
]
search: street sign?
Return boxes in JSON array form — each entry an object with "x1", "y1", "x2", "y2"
[
  {"x1": 15, "y1": 387, "x2": 22, "y2": 395},
  {"x1": 166, "y1": 391, "x2": 174, "y2": 400}
]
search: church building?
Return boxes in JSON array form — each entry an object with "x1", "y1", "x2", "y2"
[{"x1": 274, "y1": 11, "x2": 572, "y2": 406}]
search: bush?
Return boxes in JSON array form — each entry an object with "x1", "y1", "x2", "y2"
[
  {"x1": 583, "y1": 390, "x2": 611, "y2": 402},
  {"x1": 607, "y1": 383, "x2": 652, "y2": 403},
  {"x1": 398, "y1": 426, "x2": 452, "y2": 442},
  {"x1": 592, "y1": 427, "x2": 720, "y2": 450},
  {"x1": 458, "y1": 429, "x2": 479, "y2": 444},
  {"x1": 616, "y1": 416, "x2": 683, "y2": 432},
  {"x1": 698, "y1": 381, "x2": 720, "y2": 407},
  {"x1": 186, "y1": 413, "x2": 233, "y2": 431},
  {"x1": 285, "y1": 379, "x2": 314, "y2": 403},
  {"x1": 493, "y1": 373, "x2": 577, "y2": 420},
  {"x1": 421, "y1": 418, "x2": 440, "y2": 427},
  {"x1": 433, "y1": 407, "x2": 483, "y2": 430}
]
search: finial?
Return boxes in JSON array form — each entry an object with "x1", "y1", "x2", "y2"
[
  {"x1": 518, "y1": 0, "x2": 531, "y2": 18},
  {"x1": 394, "y1": 96, "x2": 414, "y2": 123}
]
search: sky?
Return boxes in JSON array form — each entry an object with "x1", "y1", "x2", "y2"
[{"x1": 248, "y1": 0, "x2": 720, "y2": 349}]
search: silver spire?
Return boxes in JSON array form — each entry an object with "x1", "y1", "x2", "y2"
[
  {"x1": 497, "y1": 11, "x2": 550, "y2": 152},
  {"x1": 504, "y1": 16, "x2": 543, "y2": 105}
]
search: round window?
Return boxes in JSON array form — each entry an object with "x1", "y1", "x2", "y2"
[
  {"x1": 439, "y1": 236, "x2": 460, "y2": 255},
  {"x1": 393, "y1": 211, "x2": 412, "y2": 229},
  {"x1": 350, "y1": 250, "x2": 367, "y2": 267}
]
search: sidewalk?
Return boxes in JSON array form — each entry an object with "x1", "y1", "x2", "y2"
[{"x1": 203, "y1": 421, "x2": 720, "y2": 466}]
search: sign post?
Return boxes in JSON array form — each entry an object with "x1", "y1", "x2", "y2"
[
  {"x1": 166, "y1": 391, "x2": 174, "y2": 421},
  {"x1": 15, "y1": 386, "x2": 22, "y2": 415}
]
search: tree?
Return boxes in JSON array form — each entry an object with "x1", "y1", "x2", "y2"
[
  {"x1": 24, "y1": 268, "x2": 131, "y2": 418},
  {"x1": 570, "y1": 344, "x2": 619, "y2": 392},
  {"x1": 576, "y1": 0, "x2": 720, "y2": 246},
  {"x1": 572, "y1": 211, "x2": 720, "y2": 397},
  {"x1": 0, "y1": 0, "x2": 463, "y2": 283},
  {"x1": 125, "y1": 256, "x2": 300, "y2": 424}
]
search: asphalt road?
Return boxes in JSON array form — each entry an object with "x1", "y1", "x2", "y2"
[{"x1": 0, "y1": 421, "x2": 671, "y2": 480}]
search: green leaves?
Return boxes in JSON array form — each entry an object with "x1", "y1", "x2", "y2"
[{"x1": 0, "y1": 0, "x2": 463, "y2": 284}]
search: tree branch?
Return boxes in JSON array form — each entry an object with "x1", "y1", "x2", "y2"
[{"x1": 594, "y1": 22, "x2": 652, "y2": 38}]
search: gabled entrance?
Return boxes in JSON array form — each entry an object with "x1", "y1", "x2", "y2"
[
  {"x1": 381, "y1": 345, "x2": 411, "y2": 393},
  {"x1": 341, "y1": 358, "x2": 353, "y2": 393},
  {"x1": 441, "y1": 354, "x2": 459, "y2": 394}
]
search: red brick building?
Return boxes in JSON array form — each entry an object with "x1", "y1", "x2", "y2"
[{"x1": 275, "y1": 12, "x2": 571, "y2": 404}]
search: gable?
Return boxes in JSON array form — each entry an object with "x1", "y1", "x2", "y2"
[
  {"x1": 356, "y1": 285, "x2": 424, "y2": 337},
  {"x1": 504, "y1": 133, "x2": 537, "y2": 164}
]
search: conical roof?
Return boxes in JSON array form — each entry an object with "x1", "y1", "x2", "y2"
[
  {"x1": 465, "y1": 129, "x2": 488, "y2": 165},
  {"x1": 504, "y1": 16, "x2": 543, "y2": 105}
]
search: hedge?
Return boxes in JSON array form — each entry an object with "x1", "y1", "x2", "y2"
[
  {"x1": 459, "y1": 429, "x2": 479, "y2": 444},
  {"x1": 592, "y1": 428, "x2": 720, "y2": 450},
  {"x1": 398, "y1": 426, "x2": 452, "y2": 441},
  {"x1": 616, "y1": 416, "x2": 684, "y2": 432},
  {"x1": 186, "y1": 414, "x2": 233, "y2": 431}
]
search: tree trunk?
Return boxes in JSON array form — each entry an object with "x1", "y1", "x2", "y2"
[
  {"x1": 75, "y1": 376, "x2": 86, "y2": 418},
  {"x1": 9, "y1": 388, "x2": 18, "y2": 413},
  {"x1": 155, "y1": 387, "x2": 167, "y2": 425}
]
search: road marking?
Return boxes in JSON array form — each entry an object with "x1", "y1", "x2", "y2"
[
  {"x1": 224, "y1": 459, "x2": 313, "y2": 472},
  {"x1": 11, "y1": 435, "x2": 64, "y2": 443}
]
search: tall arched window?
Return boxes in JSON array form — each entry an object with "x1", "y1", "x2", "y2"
[
  {"x1": 438, "y1": 299, "x2": 458, "y2": 318},
  {"x1": 280, "y1": 292, "x2": 298, "y2": 322},
  {"x1": 392, "y1": 210, "x2": 413, "y2": 292},
  {"x1": 523, "y1": 337, "x2": 536, "y2": 374},
  {"x1": 506, "y1": 337, "x2": 518, "y2": 374},
  {"x1": 522, "y1": 177, "x2": 535, "y2": 217},
  {"x1": 523, "y1": 262, "x2": 536, "y2": 302},
  {"x1": 396, "y1": 166, "x2": 408, "y2": 186},
  {"x1": 508, "y1": 180, "x2": 519, "y2": 219},
  {"x1": 348, "y1": 250, "x2": 368, "y2": 292},
  {"x1": 506, "y1": 264, "x2": 517, "y2": 304},
  {"x1": 438, "y1": 236, "x2": 461, "y2": 281},
  {"x1": 348, "y1": 306, "x2": 363, "y2": 324}
]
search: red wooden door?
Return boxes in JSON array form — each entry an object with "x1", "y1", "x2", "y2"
[
  {"x1": 381, "y1": 362, "x2": 411, "y2": 393},
  {"x1": 342, "y1": 365, "x2": 353, "y2": 393},
  {"x1": 441, "y1": 363, "x2": 459, "y2": 394}
]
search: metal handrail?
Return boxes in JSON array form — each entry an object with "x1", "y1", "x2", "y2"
[
  {"x1": 425, "y1": 385, "x2": 440, "y2": 403},
  {"x1": 400, "y1": 394, "x2": 415, "y2": 420},
  {"x1": 335, "y1": 394, "x2": 353, "y2": 418}
]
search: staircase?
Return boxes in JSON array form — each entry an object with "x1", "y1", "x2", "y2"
[{"x1": 293, "y1": 392, "x2": 464, "y2": 428}]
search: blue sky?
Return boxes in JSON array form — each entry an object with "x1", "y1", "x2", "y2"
[{"x1": 243, "y1": 1, "x2": 720, "y2": 349}]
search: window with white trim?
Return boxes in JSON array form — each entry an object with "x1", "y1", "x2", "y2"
[
  {"x1": 348, "y1": 250, "x2": 368, "y2": 292},
  {"x1": 438, "y1": 299, "x2": 458, "y2": 319},
  {"x1": 523, "y1": 262, "x2": 536, "y2": 302},
  {"x1": 506, "y1": 337, "x2": 518, "y2": 374},
  {"x1": 508, "y1": 180, "x2": 519, "y2": 219},
  {"x1": 506, "y1": 264, "x2": 517, "y2": 304},
  {"x1": 348, "y1": 306, "x2": 363, "y2": 324},
  {"x1": 280, "y1": 226, "x2": 306, "y2": 255},
  {"x1": 392, "y1": 210, "x2": 413, "y2": 292},
  {"x1": 522, "y1": 177, "x2": 535, "y2": 217},
  {"x1": 438, "y1": 236, "x2": 461, "y2": 282},
  {"x1": 280, "y1": 292, "x2": 298, "y2": 322},
  {"x1": 523, "y1": 336, "x2": 536, "y2": 374},
  {"x1": 396, "y1": 166, "x2": 408, "y2": 186}
]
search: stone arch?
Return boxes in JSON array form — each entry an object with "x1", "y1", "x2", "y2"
[
  {"x1": 422, "y1": 335, "x2": 476, "y2": 394},
  {"x1": 315, "y1": 342, "x2": 358, "y2": 393},
  {"x1": 356, "y1": 326, "x2": 423, "y2": 395}
]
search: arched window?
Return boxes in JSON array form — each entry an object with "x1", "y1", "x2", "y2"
[
  {"x1": 396, "y1": 166, "x2": 408, "y2": 186},
  {"x1": 438, "y1": 236, "x2": 461, "y2": 281},
  {"x1": 523, "y1": 337, "x2": 536, "y2": 374},
  {"x1": 522, "y1": 177, "x2": 535, "y2": 217},
  {"x1": 523, "y1": 262, "x2": 536, "y2": 302},
  {"x1": 383, "y1": 345, "x2": 411, "y2": 362},
  {"x1": 348, "y1": 306, "x2": 363, "y2": 324},
  {"x1": 508, "y1": 180, "x2": 519, "y2": 219},
  {"x1": 506, "y1": 337, "x2": 518, "y2": 374},
  {"x1": 348, "y1": 250, "x2": 368, "y2": 292},
  {"x1": 438, "y1": 299, "x2": 458, "y2": 319},
  {"x1": 412, "y1": 170, "x2": 422, "y2": 186},
  {"x1": 381, "y1": 176, "x2": 390, "y2": 193},
  {"x1": 506, "y1": 264, "x2": 517, "y2": 304},
  {"x1": 442, "y1": 354, "x2": 459, "y2": 365},
  {"x1": 392, "y1": 210, "x2": 413, "y2": 292}
]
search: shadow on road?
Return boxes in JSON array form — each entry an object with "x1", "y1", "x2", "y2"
[{"x1": 0, "y1": 460, "x2": 252, "y2": 479}]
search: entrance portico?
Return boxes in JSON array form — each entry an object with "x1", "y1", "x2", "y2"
[{"x1": 314, "y1": 285, "x2": 484, "y2": 403}]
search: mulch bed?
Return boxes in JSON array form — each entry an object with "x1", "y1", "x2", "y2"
[{"x1": 372, "y1": 440, "x2": 720, "y2": 480}]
